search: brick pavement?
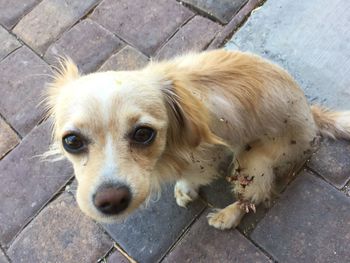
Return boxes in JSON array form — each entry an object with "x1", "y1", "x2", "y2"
[{"x1": 0, "y1": 0, "x2": 349, "y2": 262}]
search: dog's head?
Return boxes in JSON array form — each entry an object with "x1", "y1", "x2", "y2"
[{"x1": 45, "y1": 58, "x2": 222, "y2": 223}]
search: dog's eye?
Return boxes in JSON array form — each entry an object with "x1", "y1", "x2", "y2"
[
  {"x1": 131, "y1": 127, "x2": 156, "y2": 145},
  {"x1": 62, "y1": 133, "x2": 86, "y2": 154}
]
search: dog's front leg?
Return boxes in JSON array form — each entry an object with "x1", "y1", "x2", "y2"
[
  {"x1": 174, "y1": 145, "x2": 234, "y2": 207},
  {"x1": 174, "y1": 179, "x2": 201, "y2": 207},
  {"x1": 174, "y1": 160, "x2": 218, "y2": 207}
]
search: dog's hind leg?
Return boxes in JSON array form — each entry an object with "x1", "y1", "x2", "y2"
[
  {"x1": 208, "y1": 149, "x2": 274, "y2": 229},
  {"x1": 207, "y1": 139, "x2": 284, "y2": 230},
  {"x1": 207, "y1": 129, "x2": 318, "y2": 230}
]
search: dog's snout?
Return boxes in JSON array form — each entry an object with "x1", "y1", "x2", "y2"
[{"x1": 93, "y1": 184, "x2": 131, "y2": 215}]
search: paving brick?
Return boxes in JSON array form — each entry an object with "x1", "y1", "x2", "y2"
[
  {"x1": 107, "y1": 250, "x2": 129, "y2": 263},
  {"x1": 13, "y1": 0, "x2": 99, "y2": 55},
  {"x1": 0, "y1": 121, "x2": 73, "y2": 246},
  {"x1": 103, "y1": 184, "x2": 206, "y2": 263},
  {"x1": 0, "y1": 117, "x2": 20, "y2": 160},
  {"x1": 7, "y1": 193, "x2": 112, "y2": 263},
  {"x1": 308, "y1": 139, "x2": 350, "y2": 189},
  {"x1": 0, "y1": 248, "x2": 9, "y2": 263},
  {"x1": 156, "y1": 16, "x2": 222, "y2": 60},
  {"x1": 0, "y1": 47, "x2": 51, "y2": 136},
  {"x1": 227, "y1": 0, "x2": 350, "y2": 110},
  {"x1": 344, "y1": 185, "x2": 350, "y2": 198},
  {"x1": 0, "y1": 26, "x2": 21, "y2": 61},
  {"x1": 200, "y1": 178, "x2": 234, "y2": 208},
  {"x1": 251, "y1": 171, "x2": 350, "y2": 263},
  {"x1": 182, "y1": 0, "x2": 248, "y2": 24},
  {"x1": 162, "y1": 208, "x2": 271, "y2": 263},
  {"x1": 0, "y1": 0, "x2": 40, "y2": 29},
  {"x1": 90, "y1": 0, "x2": 193, "y2": 56},
  {"x1": 99, "y1": 46, "x2": 149, "y2": 72},
  {"x1": 45, "y1": 19, "x2": 124, "y2": 74}
]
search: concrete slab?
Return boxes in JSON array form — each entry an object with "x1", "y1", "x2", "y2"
[{"x1": 226, "y1": 0, "x2": 350, "y2": 110}]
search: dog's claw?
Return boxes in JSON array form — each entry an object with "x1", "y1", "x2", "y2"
[
  {"x1": 174, "y1": 181, "x2": 198, "y2": 208},
  {"x1": 175, "y1": 192, "x2": 192, "y2": 208},
  {"x1": 174, "y1": 183, "x2": 198, "y2": 208},
  {"x1": 238, "y1": 201, "x2": 256, "y2": 213}
]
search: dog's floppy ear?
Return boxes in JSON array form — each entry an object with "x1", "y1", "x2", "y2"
[{"x1": 162, "y1": 79, "x2": 223, "y2": 148}]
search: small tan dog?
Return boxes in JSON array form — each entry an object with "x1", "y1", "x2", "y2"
[{"x1": 45, "y1": 50, "x2": 350, "y2": 229}]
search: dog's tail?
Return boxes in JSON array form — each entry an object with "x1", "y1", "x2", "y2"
[{"x1": 311, "y1": 105, "x2": 350, "y2": 139}]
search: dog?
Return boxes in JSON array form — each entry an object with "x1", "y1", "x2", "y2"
[{"x1": 44, "y1": 49, "x2": 350, "y2": 230}]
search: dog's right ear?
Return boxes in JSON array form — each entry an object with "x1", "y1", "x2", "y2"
[
  {"x1": 44, "y1": 57, "x2": 79, "y2": 118},
  {"x1": 50, "y1": 57, "x2": 80, "y2": 90},
  {"x1": 161, "y1": 79, "x2": 224, "y2": 149}
]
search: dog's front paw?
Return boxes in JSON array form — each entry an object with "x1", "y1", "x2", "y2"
[
  {"x1": 207, "y1": 206, "x2": 243, "y2": 230},
  {"x1": 174, "y1": 181, "x2": 198, "y2": 208}
]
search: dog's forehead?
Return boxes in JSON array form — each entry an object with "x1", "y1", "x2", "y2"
[{"x1": 57, "y1": 71, "x2": 167, "y2": 132}]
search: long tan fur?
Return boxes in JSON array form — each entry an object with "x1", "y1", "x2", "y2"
[
  {"x1": 311, "y1": 105, "x2": 350, "y2": 139},
  {"x1": 45, "y1": 49, "x2": 350, "y2": 230}
]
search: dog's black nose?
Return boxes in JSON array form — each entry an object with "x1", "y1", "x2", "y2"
[{"x1": 93, "y1": 184, "x2": 131, "y2": 215}]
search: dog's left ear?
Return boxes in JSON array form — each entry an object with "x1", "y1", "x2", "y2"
[{"x1": 161, "y1": 80, "x2": 224, "y2": 148}]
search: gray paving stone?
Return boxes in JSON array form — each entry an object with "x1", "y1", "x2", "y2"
[
  {"x1": 90, "y1": 0, "x2": 193, "y2": 56},
  {"x1": 99, "y1": 46, "x2": 149, "y2": 72},
  {"x1": 226, "y1": 0, "x2": 350, "y2": 110},
  {"x1": 7, "y1": 193, "x2": 112, "y2": 263},
  {"x1": 0, "y1": 26, "x2": 21, "y2": 61},
  {"x1": 102, "y1": 184, "x2": 206, "y2": 263},
  {"x1": 251, "y1": 171, "x2": 350, "y2": 263},
  {"x1": 0, "y1": 0, "x2": 40, "y2": 29},
  {"x1": 107, "y1": 250, "x2": 129, "y2": 263},
  {"x1": 344, "y1": 181, "x2": 350, "y2": 197},
  {"x1": 162, "y1": 208, "x2": 271, "y2": 263},
  {"x1": 156, "y1": 16, "x2": 222, "y2": 60},
  {"x1": 0, "y1": 248, "x2": 9, "y2": 263},
  {"x1": 200, "y1": 177, "x2": 234, "y2": 208},
  {"x1": 208, "y1": 0, "x2": 262, "y2": 49},
  {"x1": 0, "y1": 46, "x2": 51, "y2": 136},
  {"x1": 308, "y1": 139, "x2": 350, "y2": 189},
  {"x1": 200, "y1": 177, "x2": 273, "y2": 237},
  {"x1": 0, "y1": 121, "x2": 73, "y2": 246},
  {"x1": 13, "y1": 0, "x2": 99, "y2": 55},
  {"x1": 182, "y1": 0, "x2": 248, "y2": 24},
  {"x1": 0, "y1": 117, "x2": 20, "y2": 160},
  {"x1": 45, "y1": 19, "x2": 124, "y2": 74}
]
